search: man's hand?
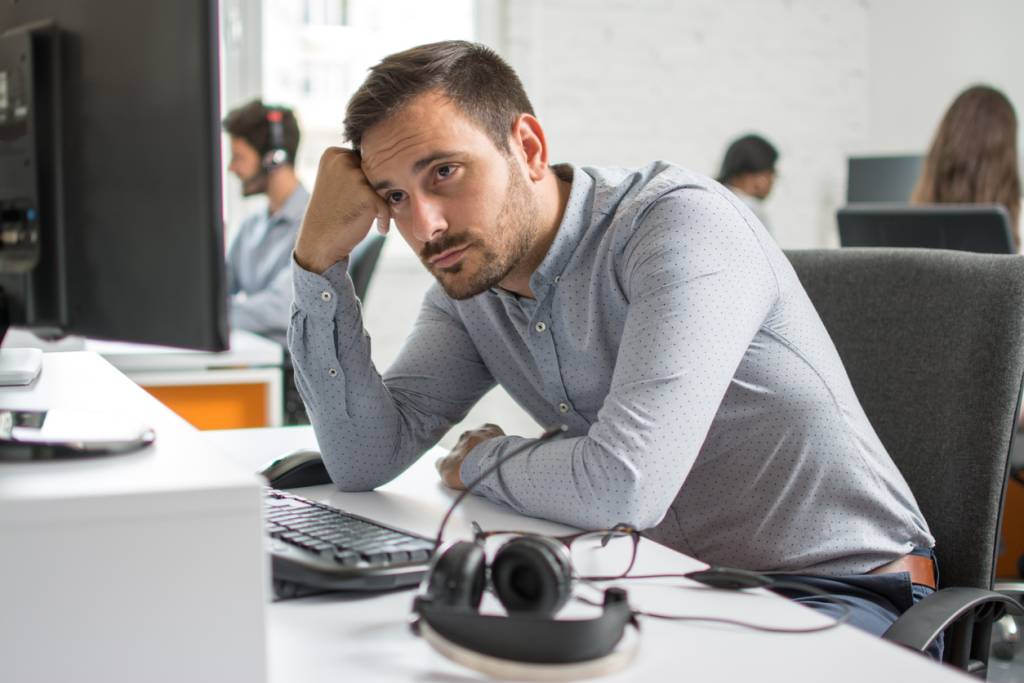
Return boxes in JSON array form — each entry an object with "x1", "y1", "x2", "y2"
[
  {"x1": 294, "y1": 147, "x2": 391, "y2": 275},
  {"x1": 435, "y1": 423, "x2": 505, "y2": 490}
]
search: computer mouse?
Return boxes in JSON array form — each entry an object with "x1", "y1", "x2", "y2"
[{"x1": 259, "y1": 449, "x2": 333, "y2": 489}]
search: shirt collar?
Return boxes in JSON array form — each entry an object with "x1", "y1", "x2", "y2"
[{"x1": 526, "y1": 163, "x2": 593, "y2": 299}]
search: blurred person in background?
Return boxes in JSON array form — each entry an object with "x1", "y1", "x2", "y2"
[
  {"x1": 717, "y1": 133, "x2": 779, "y2": 234},
  {"x1": 223, "y1": 99, "x2": 307, "y2": 346},
  {"x1": 912, "y1": 85, "x2": 1021, "y2": 251}
]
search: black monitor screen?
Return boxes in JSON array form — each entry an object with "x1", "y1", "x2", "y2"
[
  {"x1": 846, "y1": 155, "x2": 923, "y2": 204},
  {"x1": 0, "y1": 0, "x2": 227, "y2": 350}
]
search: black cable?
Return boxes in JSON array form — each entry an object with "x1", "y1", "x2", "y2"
[
  {"x1": 430, "y1": 427, "x2": 851, "y2": 635},
  {"x1": 578, "y1": 572, "x2": 852, "y2": 634},
  {"x1": 433, "y1": 424, "x2": 567, "y2": 550}
]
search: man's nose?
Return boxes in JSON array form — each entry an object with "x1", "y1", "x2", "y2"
[{"x1": 409, "y1": 196, "x2": 448, "y2": 244}]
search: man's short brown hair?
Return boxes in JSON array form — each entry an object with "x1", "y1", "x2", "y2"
[
  {"x1": 344, "y1": 41, "x2": 534, "y2": 154},
  {"x1": 222, "y1": 99, "x2": 300, "y2": 165}
]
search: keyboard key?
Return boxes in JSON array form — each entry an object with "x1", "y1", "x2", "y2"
[{"x1": 333, "y1": 550, "x2": 360, "y2": 566}]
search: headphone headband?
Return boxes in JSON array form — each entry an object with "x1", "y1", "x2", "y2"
[{"x1": 413, "y1": 587, "x2": 633, "y2": 664}]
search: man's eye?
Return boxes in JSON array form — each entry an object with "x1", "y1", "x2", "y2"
[
  {"x1": 437, "y1": 165, "x2": 455, "y2": 179},
  {"x1": 387, "y1": 191, "x2": 405, "y2": 204}
]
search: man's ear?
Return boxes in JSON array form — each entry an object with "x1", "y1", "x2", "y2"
[{"x1": 509, "y1": 114, "x2": 549, "y2": 182}]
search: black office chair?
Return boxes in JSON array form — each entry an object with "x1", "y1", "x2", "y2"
[
  {"x1": 283, "y1": 233, "x2": 388, "y2": 425},
  {"x1": 786, "y1": 247, "x2": 1024, "y2": 676},
  {"x1": 837, "y1": 203, "x2": 1015, "y2": 254},
  {"x1": 349, "y1": 233, "x2": 387, "y2": 303}
]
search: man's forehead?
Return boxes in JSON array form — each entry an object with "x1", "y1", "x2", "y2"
[
  {"x1": 360, "y1": 91, "x2": 490, "y2": 178},
  {"x1": 230, "y1": 136, "x2": 256, "y2": 154}
]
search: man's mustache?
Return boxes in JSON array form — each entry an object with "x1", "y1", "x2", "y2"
[{"x1": 421, "y1": 235, "x2": 472, "y2": 261}]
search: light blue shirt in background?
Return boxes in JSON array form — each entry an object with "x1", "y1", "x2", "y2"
[
  {"x1": 288, "y1": 162, "x2": 933, "y2": 576},
  {"x1": 227, "y1": 184, "x2": 309, "y2": 346}
]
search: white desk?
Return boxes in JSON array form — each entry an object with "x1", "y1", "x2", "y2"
[
  {"x1": 206, "y1": 427, "x2": 970, "y2": 683},
  {"x1": 0, "y1": 353, "x2": 267, "y2": 683},
  {"x1": 87, "y1": 329, "x2": 284, "y2": 428},
  {"x1": 3, "y1": 329, "x2": 286, "y2": 428}
]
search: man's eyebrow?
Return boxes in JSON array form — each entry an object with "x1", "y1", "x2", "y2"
[{"x1": 371, "y1": 150, "x2": 463, "y2": 192}]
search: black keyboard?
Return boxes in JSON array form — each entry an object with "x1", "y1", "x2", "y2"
[{"x1": 264, "y1": 488, "x2": 435, "y2": 600}]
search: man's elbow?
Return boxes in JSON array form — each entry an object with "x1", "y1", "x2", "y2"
[{"x1": 588, "y1": 480, "x2": 669, "y2": 531}]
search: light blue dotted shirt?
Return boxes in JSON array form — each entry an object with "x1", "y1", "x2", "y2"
[
  {"x1": 289, "y1": 162, "x2": 934, "y2": 576},
  {"x1": 227, "y1": 184, "x2": 308, "y2": 346}
]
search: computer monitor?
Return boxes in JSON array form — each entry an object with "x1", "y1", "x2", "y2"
[
  {"x1": 837, "y1": 204, "x2": 1015, "y2": 254},
  {"x1": 0, "y1": 0, "x2": 227, "y2": 352},
  {"x1": 846, "y1": 155, "x2": 923, "y2": 204}
]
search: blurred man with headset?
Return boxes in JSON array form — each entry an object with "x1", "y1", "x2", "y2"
[{"x1": 222, "y1": 99, "x2": 306, "y2": 347}]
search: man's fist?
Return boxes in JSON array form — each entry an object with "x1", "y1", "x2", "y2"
[
  {"x1": 294, "y1": 147, "x2": 390, "y2": 275},
  {"x1": 435, "y1": 423, "x2": 506, "y2": 490}
]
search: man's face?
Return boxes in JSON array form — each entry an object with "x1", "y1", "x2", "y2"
[
  {"x1": 360, "y1": 91, "x2": 539, "y2": 300},
  {"x1": 751, "y1": 170, "x2": 776, "y2": 200},
  {"x1": 227, "y1": 137, "x2": 266, "y2": 197}
]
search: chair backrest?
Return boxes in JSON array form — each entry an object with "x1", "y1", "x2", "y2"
[
  {"x1": 837, "y1": 203, "x2": 1014, "y2": 254},
  {"x1": 786, "y1": 248, "x2": 1024, "y2": 590},
  {"x1": 348, "y1": 233, "x2": 387, "y2": 302}
]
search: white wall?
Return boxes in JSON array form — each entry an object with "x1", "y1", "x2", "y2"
[
  {"x1": 864, "y1": 0, "x2": 1024, "y2": 156},
  {"x1": 481, "y1": 0, "x2": 870, "y2": 247},
  {"x1": 478, "y1": 0, "x2": 1023, "y2": 248}
]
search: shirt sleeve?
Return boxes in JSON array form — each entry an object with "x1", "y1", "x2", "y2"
[
  {"x1": 229, "y1": 264, "x2": 293, "y2": 334},
  {"x1": 459, "y1": 188, "x2": 780, "y2": 531},
  {"x1": 225, "y1": 228, "x2": 242, "y2": 296},
  {"x1": 288, "y1": 257, "x2": 496, "y2": 491}
]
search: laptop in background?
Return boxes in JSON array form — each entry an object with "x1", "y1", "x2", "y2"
[{"x1": 847, "y1": 155, "x2": 923, "y2": 204}]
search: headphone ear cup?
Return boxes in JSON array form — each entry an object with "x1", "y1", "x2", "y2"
[
  {"x1": 424, "y1": 541, "x2": 487, "y2": 610},
  {"x1": 261, "y1": 149, "x2": 287, "y2": 173},
  {"x1": 491, "y1": 536, "x2": 573, "y2": 616}
]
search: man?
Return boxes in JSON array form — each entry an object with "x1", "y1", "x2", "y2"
[
  {"x1": 717, "y1": 133, "x2": 778, "y2": 233},
  {"x1": 223, "y1": 99, "x2": 308, "y2": 347},
  {"x1": 289, "y1": 41, "x2": 936, "y2": 647}
]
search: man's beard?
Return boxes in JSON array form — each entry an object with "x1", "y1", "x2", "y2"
[
  {"x1": 241, "y1": 169, "x2": 268, "y2": 197},
  {"x1": 422, "y1": 165, "x2": 537, "y2": 300}
]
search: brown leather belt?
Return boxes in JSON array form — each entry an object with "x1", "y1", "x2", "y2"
[{"x1": 868, "y1": 553, "x2": 936, "y2": 589}]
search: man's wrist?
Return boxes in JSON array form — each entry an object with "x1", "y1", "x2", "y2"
[
  {"x1": 294, "y1": 249, "x2": 345, "y2": 276},
  {"x1": 457, "y1": 445, "x2": 484, "y2": 489}
]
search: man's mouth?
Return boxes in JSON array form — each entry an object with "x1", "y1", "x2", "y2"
[{"x1": 429, "y1": 244, "x2": 470, "y2": 269}]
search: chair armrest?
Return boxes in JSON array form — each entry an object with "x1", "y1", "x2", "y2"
[{"x1": 883, "y1": 587, "x2": 1023, "y2": 653}]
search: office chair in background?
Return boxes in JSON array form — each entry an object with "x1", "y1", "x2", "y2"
[
  {"x1": 787, "y1": 248, "x2": 1024, "y2": 677},
  {"x1": 283, "y1": 233, "x2": 388, "y2": 425},
  {"x1": 348, "y1": 233, "x2": 388, "y2": 305},
  {"x1": 837, "y1": 204, "x2": 1015, "y2": 255}
]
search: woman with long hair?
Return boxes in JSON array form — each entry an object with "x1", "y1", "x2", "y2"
[{"x1": 912, "y1": 85, "x2": 1022, "y2": 249}]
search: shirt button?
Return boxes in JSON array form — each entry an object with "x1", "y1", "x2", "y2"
[
  {"x1": 327, "y1": 368, "x2": 338, "y2": 377},
  {"x1": 558, "y1": 402, "x2": 570, "y2": 414},
  {"x1": 535, "y1": 322, "x2": 547, "y2": 332},
  {"x1": 320, "y1": 291, "x2": 332, "y2": 302},
  {"x1": 554, "y1": 276, "x2": 561, "y2": 284}
]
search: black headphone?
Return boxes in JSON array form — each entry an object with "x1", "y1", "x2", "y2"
[
  {"x1": 411, "y1": 537, "x2": 637, "y2": 678},
  {"x1": 262, "y1": 107, "x2": 289, "y2": 172}
]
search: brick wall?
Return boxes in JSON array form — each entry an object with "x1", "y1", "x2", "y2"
[{"x1": 485, "y1": 0, "x2": 870, "y2": 248}]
